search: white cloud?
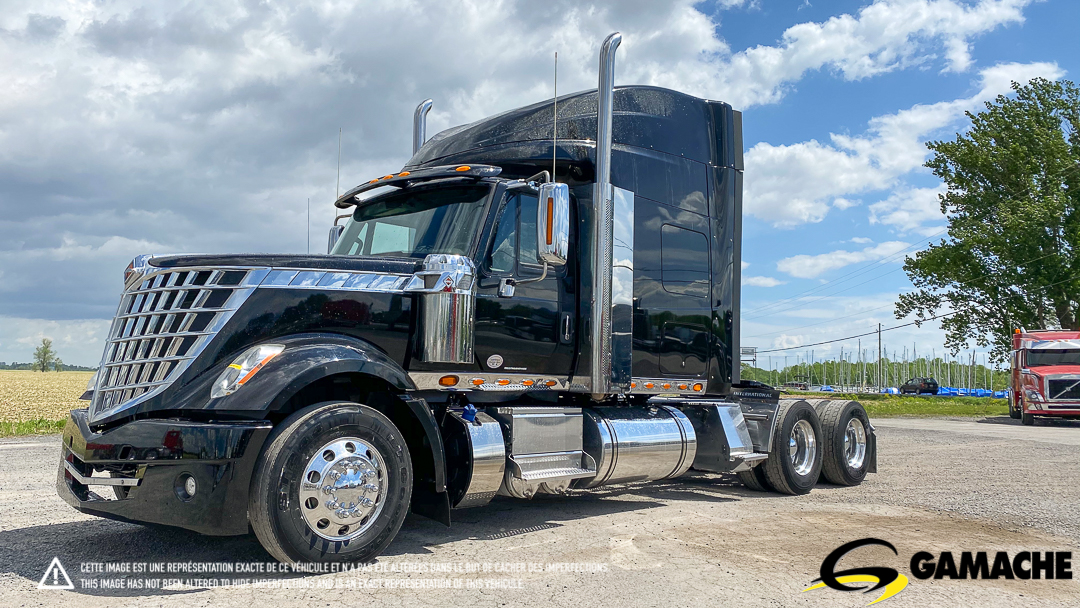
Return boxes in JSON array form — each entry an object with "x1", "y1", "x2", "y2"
[
  {"x1": 869, "y1": 185, "x2": 947, "y2": 234},
  {"x1": 714, "y1": 0, "x2": 1035, "y2": 107},
  {"x1": 743, "y1": 275, "x2": 787, "y2": 287},
  {"x1": 777, "y1": 241, "x2": 910, "y2": 278},
  {"x1": 0, "y1": 0, "x2": 1046, "y2": 343},
  {"x1": 744, "y1": 60, "x2": 1064, "y2": 227},
  {"x1": 850, "y1": 236, "x2": 873, "y2": 244}
]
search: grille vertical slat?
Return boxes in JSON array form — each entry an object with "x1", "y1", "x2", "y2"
[{"x1": 89, "y1": 267, "x2": 254, "y2": 421}]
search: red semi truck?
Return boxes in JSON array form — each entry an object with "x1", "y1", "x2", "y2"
[{"x1": 1010, "y1": 329, "x2": 1080, "y2": 425}]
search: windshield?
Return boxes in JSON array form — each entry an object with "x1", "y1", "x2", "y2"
[
  {"x1": 1026, "y1": 348, "x2": 1080, "y2": 367},
  {"x1": 331, "y1": 184, "x2": 491, "y2": 258}
]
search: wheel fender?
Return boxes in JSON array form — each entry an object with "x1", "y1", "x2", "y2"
[{"x1": 204, "y1": 333, "x2": 416, "y2": 413}]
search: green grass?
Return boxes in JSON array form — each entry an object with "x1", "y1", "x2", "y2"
[
  {"x1": 0, "y1": 418, "x2": 67, "y2": 438},
  {"x1": 785, "y1": 391, "x2": 1009, "y2": 417}
]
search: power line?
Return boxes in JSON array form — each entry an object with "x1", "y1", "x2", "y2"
[
  {"x1": 746, "y1": 244, "x2": 1068, "y2": 341},
  {"x1": 756, "y1": 312, "x2": 956, "y2": 353},
  {"x1": 755, "y1": 270, "x2": 1080, "y2": 353}
]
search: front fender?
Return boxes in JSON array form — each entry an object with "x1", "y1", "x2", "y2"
[{"x1": 201, "y1": 333, "x2": 415, "y2": 413}]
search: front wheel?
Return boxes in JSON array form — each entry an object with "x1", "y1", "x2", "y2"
[
  {"x1": 761, "y1": 400, "x2": 823, "y2": 495},
  {"x1": 1021, "y1": 410, "x2": 1036, "y2": 426},
  {"x1": 1008, "y1": 400, "x2": 1021, "y2": 419},
  {"x1": 249, "y1": 402, "x2": 413, "y2": 563}
]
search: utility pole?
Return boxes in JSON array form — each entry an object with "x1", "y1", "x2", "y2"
[{"x1": 877, "y1": 322, "x2": 882, "y2": 391}]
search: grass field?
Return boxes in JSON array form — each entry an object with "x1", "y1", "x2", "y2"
[
  {"x1": 0, "y1": 370, "x2": 92, "y2": 437},
  {"x1": 785, "y1": 391, "x2": 1010, "y2": 417},
  {"x1": 0, "y1": 370, "x2": 1010, "y2": 437}
]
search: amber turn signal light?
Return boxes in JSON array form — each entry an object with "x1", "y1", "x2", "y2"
[{"x1": 439, "y1": 375, "x2": 459, "y2": 387}]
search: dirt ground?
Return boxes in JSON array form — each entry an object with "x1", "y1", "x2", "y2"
[{"x1": 1, "y1": 416, "x2": 1077, "y2": 607}]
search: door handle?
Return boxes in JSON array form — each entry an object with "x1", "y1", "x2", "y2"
[{"x1": 561, "y1": 314, "x2": 573, "y2": 343}]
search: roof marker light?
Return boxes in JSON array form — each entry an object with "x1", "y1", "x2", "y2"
[{"x1": 455, "y1": 165, "x2": 471, "y2": 172}]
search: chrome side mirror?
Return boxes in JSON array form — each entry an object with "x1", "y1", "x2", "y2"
[
  {"x1": 498, "y1": 278, "x2": 516, "y2": 298},
  {"x1": 536, "y1": 182, "x2": 570, "y2": 266},
  {"x1": 327, "y1": 225, "x2": 344, "y2": 254}
]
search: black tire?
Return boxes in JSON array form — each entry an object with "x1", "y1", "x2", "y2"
[
  {"x1": 814, "y1": 400, "x2": 871, "y2": 486},
  {"x1": 249, "y1": 402, "x2": 412, "y2": 563},
  {"x1": 1022, "y1": 410, "x2": 1035, "y2": 426},
  {"x1": 761, "y1": 400, "x2": 823, "y2": 495},
  {"x1": 1008, "y1": 400, "x2": 1021, "y2": 419},
  {"x1": 736, "y1": 465, "x2": 772, "y2": 492}
]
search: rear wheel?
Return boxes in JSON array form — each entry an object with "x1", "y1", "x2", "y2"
[
  {"x1": 249, "y1": 402, "x2": 412, "y2": 563},
  {"x1": 814, "y1": 400, "x2": 870, "y2": 486},
  {"x1": 761, "y1": 400, "x2": 823, "y2": 495}
]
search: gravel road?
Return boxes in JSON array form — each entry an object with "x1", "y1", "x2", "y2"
[{"x1": 1, "y1": 415, "x2": 1077, "y2": 607}]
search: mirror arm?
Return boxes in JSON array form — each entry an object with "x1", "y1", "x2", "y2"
[
  {"x1": 513, "y1": 261, "x2": 549, "y2": 286},
  {"x1": 524, "y1": 170, "x2": 551, "y2": 184}
]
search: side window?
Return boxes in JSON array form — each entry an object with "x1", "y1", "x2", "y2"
[
  {"x1": 488, "y1": 197, "x2": 518, "y2": 274},
  {"x1": 660, "y1": 224, "x2": 709, "y2": 297},
  {"x1": 487, "y1": 192, "x2": 541, "y2": 274},
  {"x1": 518, "y1": 193, "x2": 539, "y2": 266}
]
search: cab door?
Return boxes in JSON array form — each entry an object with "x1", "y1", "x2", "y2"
[{"x1": 473, "y1": 189, "x2": 568, "y2": 376}]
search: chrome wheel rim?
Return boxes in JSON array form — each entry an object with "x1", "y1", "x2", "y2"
[
  {"x1": 788, "y1": 419, "x2": 817, "y2": 477},
  {"x1": 299, "y1": 437, "x2": 386, "y2": 541},
  {"x1": 844, "y1": 418, "x2": 867, "y2": 470}
]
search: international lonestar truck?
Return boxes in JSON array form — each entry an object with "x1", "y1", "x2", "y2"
[
  {"x1": 1010, "y1": 329, "x2": 1080, "y2": 425},
  {"x1": 58, "y1": 33, "x2": 876, "y2": 564}
]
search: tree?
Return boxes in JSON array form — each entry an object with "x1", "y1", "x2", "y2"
[
  {"x1": 897, "y1": 78, "x2": 1080, "y2": 361},
  {"x1": 33, "y1": 338, "x2": 58, "y2": 372}
]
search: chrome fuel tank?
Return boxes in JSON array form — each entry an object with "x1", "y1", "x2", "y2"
[{"x1": 577, "y1": 406, "x2": 697, "y2": 489}]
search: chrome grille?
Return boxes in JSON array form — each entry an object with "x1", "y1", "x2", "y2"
[{"x1": 90, "y1": 267, "x2": 261, "y2": 421}]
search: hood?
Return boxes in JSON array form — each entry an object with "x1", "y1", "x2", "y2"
[
  {"x1": 148, "y1": 253, "x2": 422, "y2": 275},
  {"x1": 1026, "y1": 365, "x2": 1080, "y2": 378}
]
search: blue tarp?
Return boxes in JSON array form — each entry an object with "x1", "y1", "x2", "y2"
[{"x1": 879, "y1": 386, "x2": 1008, "y2": 398}]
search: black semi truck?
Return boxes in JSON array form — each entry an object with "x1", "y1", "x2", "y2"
[{"x1": 58, "y1": 33, "x2": 876, "y2": 564}]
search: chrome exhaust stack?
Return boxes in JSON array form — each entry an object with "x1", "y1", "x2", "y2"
[
  {"x1": 590, "y1": 32, "x2": 622, "y2": 398},
  {"x1": 413, "y1": 99, "x2": 433, "y2": 154}
]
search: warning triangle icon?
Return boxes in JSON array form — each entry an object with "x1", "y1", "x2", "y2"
[{"x1": 38, "y1": 557, "x2": 74, "y2": 590}]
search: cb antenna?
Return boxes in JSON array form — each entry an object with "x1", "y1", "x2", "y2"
[{"x1": 552, "y1": 51, "x2": 558, "y2": 181}]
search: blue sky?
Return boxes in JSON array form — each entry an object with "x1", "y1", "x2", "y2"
[{"x1": 0, "y1": 0, "x2": 1075, "y2": 368}]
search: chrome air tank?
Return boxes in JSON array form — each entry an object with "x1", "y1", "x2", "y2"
[
  {"x1": 406, "y1": 254, "x2": 476, "y2": 364},
  {"x1": 577, "y1": 406, "x2": 697, "y2": 489}
]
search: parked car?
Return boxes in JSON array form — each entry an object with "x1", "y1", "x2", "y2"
[{"x1": 900, "y1": 377, "x2": 939, "y2": 395}]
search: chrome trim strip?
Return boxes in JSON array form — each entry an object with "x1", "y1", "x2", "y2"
[
  {"x1": 258, "y1": 269, "x2": 412, "y2": 293},
  {"x1": 63, "y1": 459, "x2": 141, "y2": 487},
  {"x1": 610, "y1": 186, "x2": 634, "y2": 390},
  {"x1": 629, "y1": 378, "x2": 706, "y2": 395},
  {"x1": 408, "y1": 372, "x2": 585, "y2": 392}
]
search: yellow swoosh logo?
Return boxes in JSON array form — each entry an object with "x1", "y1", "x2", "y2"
[{"x1": 803, "y1": 574, "x2": 909, "y2": 605}]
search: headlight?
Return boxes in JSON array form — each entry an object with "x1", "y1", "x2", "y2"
[
  {"x1": 211, "y1": 344, "x2": 285, "y2": 398},
  {"x1": 1024, "y1": 389, "x2": 1043, "y2": 402}
]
